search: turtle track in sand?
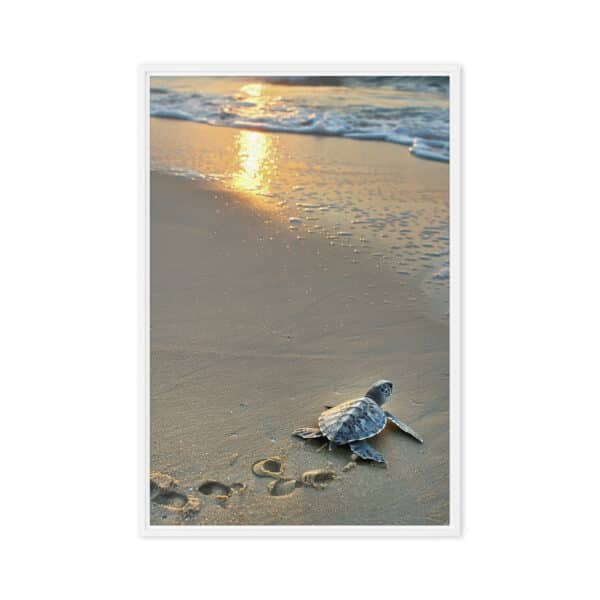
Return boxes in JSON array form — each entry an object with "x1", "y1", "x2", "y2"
[
  {"x1": 251, "y1": 456, "x2": 337, "y2": 497},
  {"x1": 152, "y1": 488, "x2": 188, "y2": 508},
  {"x1": 252, "y1": 456, "x2": 285, "y2": 479},
  {"x1": 268, "y1": 479, "x2": 302, "y2": 497},
  {"x1": 298, "y1": 468, "x2": 336, "y2": 489},
  {"x1": 151, "y1": 472, "x2": 247, "y2": 517},
  {"x1": 150, "y1": 471, "x2": 201, "y2": 516},
  {"x1": 198, "y1": 479, "x2": 246, "y2": 506}
]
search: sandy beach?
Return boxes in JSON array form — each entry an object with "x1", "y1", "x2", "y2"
[{"x1": 149, "y1": 114, "x2": 449, "y2": 525}]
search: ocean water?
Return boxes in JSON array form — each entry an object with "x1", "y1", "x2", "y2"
[{"x1": 150, "y1": 76, "x2": 449, "y2": 162}]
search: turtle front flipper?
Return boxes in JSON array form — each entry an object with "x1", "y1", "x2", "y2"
[
  {"x1": 349, "y1": 440, "x2": 386, "y2": 464},
  {"x1": 385, "y1": 411, "x2": 423, "y2": 443},
  {"x1": 292, "y1": 427, "x2": 324, "y2": 439}
]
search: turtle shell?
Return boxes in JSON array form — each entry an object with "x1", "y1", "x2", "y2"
[{"x1": 318, "y1": 397, "x2": 387, "y2": 445}]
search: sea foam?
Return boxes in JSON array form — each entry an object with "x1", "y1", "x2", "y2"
[{"x1": 150, "y1": 78, "x2": 449, "y2": 163}]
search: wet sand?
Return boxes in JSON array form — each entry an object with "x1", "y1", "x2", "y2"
[{"x1": 150, "y1": 128, "x2": 450, "y2": 525}]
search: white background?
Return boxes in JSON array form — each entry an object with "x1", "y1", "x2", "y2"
[{"x1": 2, "y1": 1, "x2": 599, "y2": 598}]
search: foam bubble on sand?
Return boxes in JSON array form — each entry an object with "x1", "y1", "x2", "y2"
[{"x1": 289, "y1": 217, "x2": 303, "y2": 225}]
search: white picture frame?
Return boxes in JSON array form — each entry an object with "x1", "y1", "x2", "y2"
[{"x1": 139, "y1": 64, "x2": 461, "y2": 536}]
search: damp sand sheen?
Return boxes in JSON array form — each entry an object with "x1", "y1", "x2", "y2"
[{"x1": 150, "y1": 114, "x2": 450, "y2": 526}]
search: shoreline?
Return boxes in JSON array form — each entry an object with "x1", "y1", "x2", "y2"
[
  {"x1": 149, "y1": 75, "x2": 450, "y2": 162},
  {"x1": 151, "y1": 118, "x2": 450, "y2": 322}
]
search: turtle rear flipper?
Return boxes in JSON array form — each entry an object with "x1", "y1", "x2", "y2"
[
  {"x1": 292, "y1": 427, "x2": 323, "y2": 439},
  {"x1": 385, "y1": 411, "x2": 423, "y2": 443},
  {"x1": 349, "y1": 440, "x2": 386, "y2": 464}
]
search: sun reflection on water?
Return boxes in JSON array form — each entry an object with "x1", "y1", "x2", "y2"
[
  {"x1": 240, "y1": 83, "x2": 263, "y2": 97},
  {"x1": 231, "y1": 130, "x2": 276, "y2": 197}
]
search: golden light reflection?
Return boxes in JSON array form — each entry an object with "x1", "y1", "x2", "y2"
[
  {"x1": 231, "y1": 130, "x2": 275, "y2": 198},
  {"x1": 240, "y1": 83, "x2": 263, "y2": 97}
]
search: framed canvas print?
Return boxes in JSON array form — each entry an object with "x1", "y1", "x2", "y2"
[{"x1": 139, "y1": 64, "x2": 461, "y2": 536}]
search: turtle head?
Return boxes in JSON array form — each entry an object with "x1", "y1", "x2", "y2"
[{"x1": 365, "y1": 380, "x2": 393, "y2": 406}]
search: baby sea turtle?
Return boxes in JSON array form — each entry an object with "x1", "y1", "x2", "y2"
[{"x1": 292, "y1": 380, "x2": 423, "y2": 464}]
